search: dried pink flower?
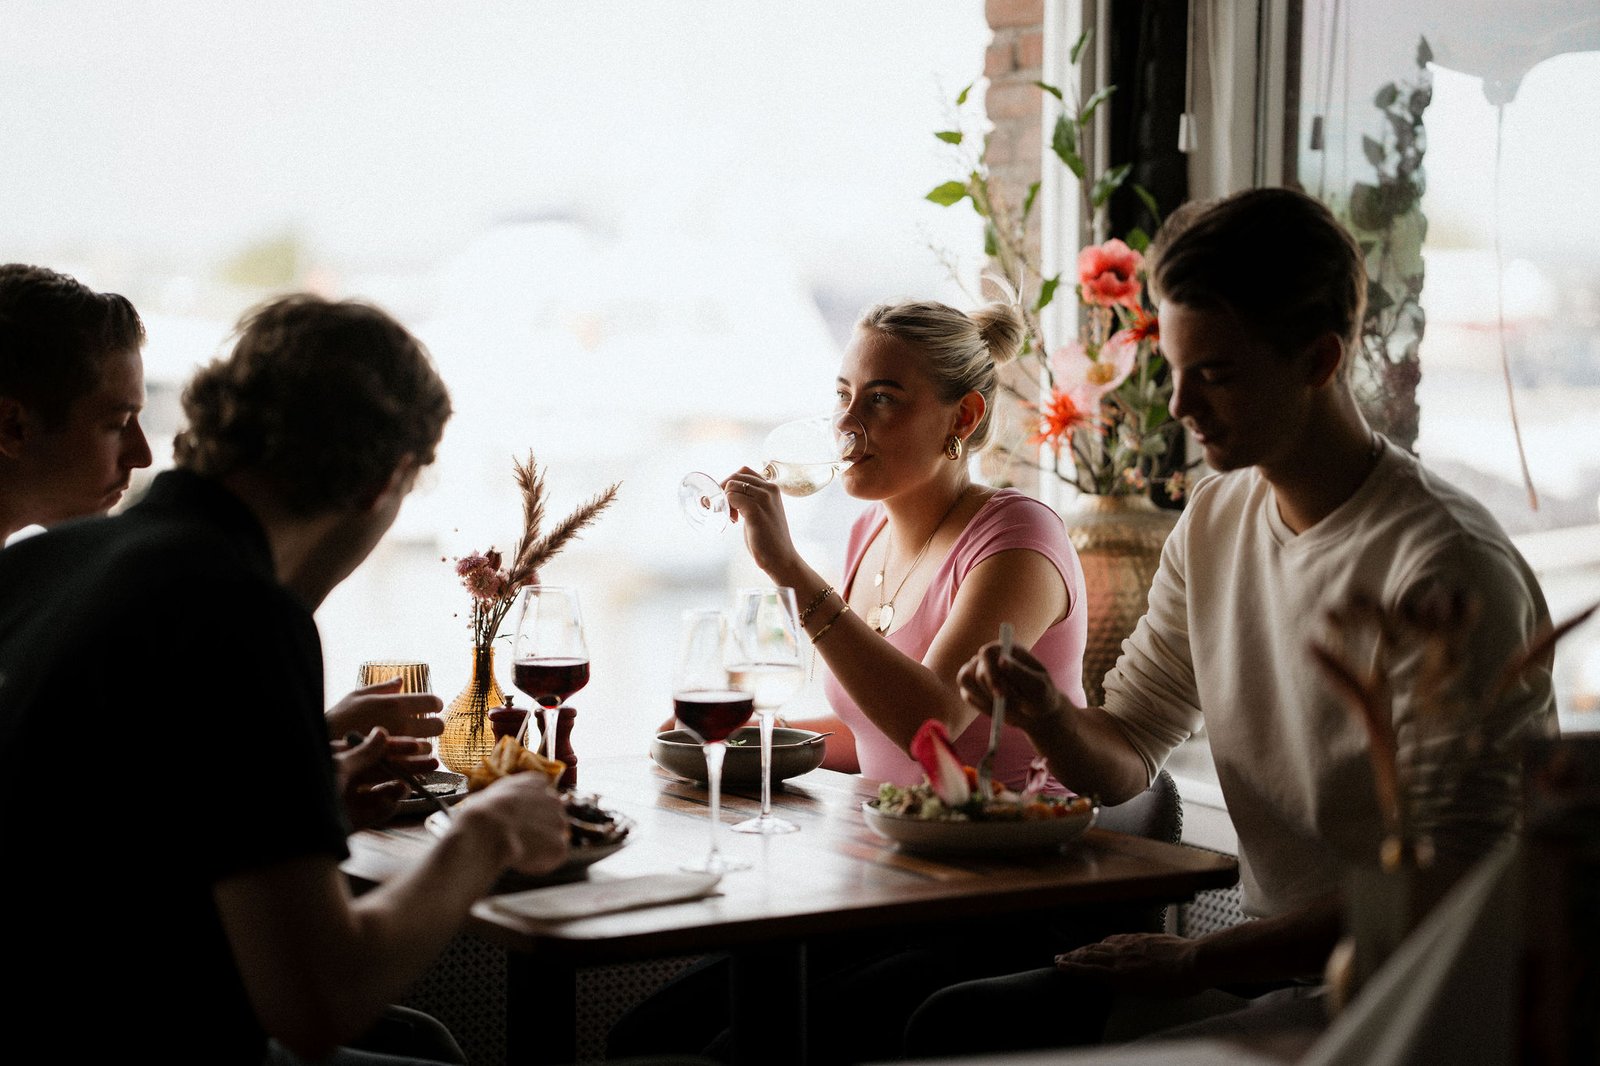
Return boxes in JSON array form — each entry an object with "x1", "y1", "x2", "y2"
[{"x1": 455, "y1": 552, "x2": 491, "y2": 578}]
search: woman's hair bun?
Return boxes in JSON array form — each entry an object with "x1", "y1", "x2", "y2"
[{"x1": 970, "y1": 298, "x2": 1026, "y2": 367}]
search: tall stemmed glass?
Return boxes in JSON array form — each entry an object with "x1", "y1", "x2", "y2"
[
  {"x1": 727, "y1": 587, "x2": 805, "y2": 835},
  {"x1": 672, "y1": 609, "x2": 755, "y2": 874},
  {"x1": 510, "y1": 585, "x2": 590, "y2": 766},
  {"x1": 678, "y1": 410, "x2": 868, "y2": 531}
]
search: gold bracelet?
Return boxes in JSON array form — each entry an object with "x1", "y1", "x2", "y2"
[
  {"x1": 798, "y1": 584, "x2": 835, "y2": 625},
  {"x1": 810, "y1": 602, "x2": 850, "y2": 644}
]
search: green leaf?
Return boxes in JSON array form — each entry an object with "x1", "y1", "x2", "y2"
[
  {"x1": 1367, "y1": 280, "x2": 1394, "y2": 314},
  {"x1": 1349, "y1": 182, "x2": 1384, "y2": 230},
  {"x1": 1374, "y1": 83, "x2": 1399, "y2": 109},
  {"x1": 1132, "y1": 184, "x2": 1162, "y2": 228},
  {"x1": 1408, "y1": 87, "x2": 1432, "y2": 118},
  {"x1": 1091, "y1": 162, "x2": 1132, "y2": 208},
  {"x1": 935, "y1": 130, "x2": 963, "y2": 144},
  {"x1": 1022, "y1": 181, "x2": 1041, "y2": 219},
  {"x1": 1126, "y1": 226, "x2": 1150, "y2": 253},
  {"x1": 1051, "y1": 115, "x2": 1085, "y2": 177},
  {"x1": 925, "y1": 181, "x2": 969, "y2": 207},
  {"x1": 983, "y1": 222, "x2": 999, "y2": 258},
  {"x1": 1080, "y1": 85, "x2": 1117, "y2": 124},
  {"x1": 1034, "y1": 275, "x2": 1061, "y2": 313},
  {"x1": 955, "y1": 82, "x2": 972, "y2": 106},
  {"x1": 1034, "y1": 81, "x2": 1063, "y2": 101},
  {"x1": 1416, "y1": 37, "x2": 1433, "y2": 67},
  {"x1": 1070, "y1": 29, "x2": 1092, "y2": 65},
  {"x1": 1362, "y1": 135, "x2": 1386, "y2": 167}
]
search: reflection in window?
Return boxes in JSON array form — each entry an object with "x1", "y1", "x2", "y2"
[{"x1": 1294, "y1": 1, "x2": 1600, "y2": 730}]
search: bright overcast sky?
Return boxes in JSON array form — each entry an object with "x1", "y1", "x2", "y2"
[{"x1": 1, "y1": 1, "x2": 989, "y2": 291}]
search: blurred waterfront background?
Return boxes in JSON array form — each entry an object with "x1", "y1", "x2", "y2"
[{"x1": 4, "y1": 1, "x2": 1597, "y2": 748}]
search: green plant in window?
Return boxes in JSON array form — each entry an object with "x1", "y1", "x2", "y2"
[{"x1": 1339, "y1": 37, "x2": 1434, "y2": 454}]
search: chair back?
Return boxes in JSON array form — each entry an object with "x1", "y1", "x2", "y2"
[
  {"x1": 1093, "y1": 769, "x2": 1184, "y2": 934},
  {"x1": 1095, "y1": 767, "x2": 1182, "y2": 845}
]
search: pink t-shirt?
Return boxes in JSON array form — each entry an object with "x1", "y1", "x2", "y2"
[{"x1": 823, "y1": 489, "x2": 1088, "y2": 791}]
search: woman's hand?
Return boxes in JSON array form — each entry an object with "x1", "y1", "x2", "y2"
[
  {"x1": 723, "y1": 466, "x2": 802, "y2": 578},
  {"x1": 957, "y1": 640, "x2": 1071, "y2": 734}
]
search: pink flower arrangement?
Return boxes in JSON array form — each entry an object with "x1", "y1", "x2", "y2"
[
  {"x1": 453, "y1": 453, "x2": 620, "y2": 656},
  {"x1": 922, "y1": 42, "x2": 1196, "y2": 501},
  {"x1": 1021, "y1": 237, "x2": 1188, "y2": 498}
]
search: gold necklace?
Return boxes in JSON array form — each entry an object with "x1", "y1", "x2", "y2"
[{"x1": 869, "y1": 486, "x2": 971, "y2": 634}]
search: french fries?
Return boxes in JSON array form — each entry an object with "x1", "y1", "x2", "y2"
[{"x1": 465, "y1": 734, "x2": 565, "y2": 793}]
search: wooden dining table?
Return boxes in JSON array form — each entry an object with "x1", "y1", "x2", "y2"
[{"x1": 343, "y1": 755, "x2": 1238, "y2": 1066}]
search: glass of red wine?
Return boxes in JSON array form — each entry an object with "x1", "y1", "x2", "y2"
[
  {"x1": 672, "y1": 608, "x2": 754, "y2": 874},
  {"x1": 510, "y1": 585, "x2": 590, "y2": 765}
]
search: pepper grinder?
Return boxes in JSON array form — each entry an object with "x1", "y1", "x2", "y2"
[{"x1": 534, "y1": 705, "x2": 578, "y2": 790}]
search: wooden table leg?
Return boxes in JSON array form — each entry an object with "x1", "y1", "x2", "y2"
[
  {"x1": 506, "y1": 952, "x2": 578, "y2": 1065},
  {"x1": 730, "y1": 941, "x2": 807, "y2": 1066}
]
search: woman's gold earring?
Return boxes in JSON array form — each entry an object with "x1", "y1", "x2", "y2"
[{"x1": 945, "y1": 435, "x2": 964, "y2": 461}]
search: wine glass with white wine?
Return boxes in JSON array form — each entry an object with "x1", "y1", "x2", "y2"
[
  {"x1": 678, "y1": 410, "x2": 867, "y2": 531},
  {"x1": 726, "y1": 586, "x2": 805, "y2": 835}
]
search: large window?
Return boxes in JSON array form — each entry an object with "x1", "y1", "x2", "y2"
[
  {"x1": 2, "y1": 2, "x2": 990, "y2": 753},
  {"x1": 1291, "y1": 0, "x2": 1600, "y2": 731}
]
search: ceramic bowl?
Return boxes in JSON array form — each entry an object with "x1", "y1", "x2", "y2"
[
  {"x1": 650, "y1": 727, "x2": 828, "y2": 788},
  {"x1": 861, "y1": 799, "x2": 1098, "y2": 855}
]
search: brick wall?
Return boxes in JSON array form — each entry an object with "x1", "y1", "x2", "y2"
[
  {"x1": 984, "y1": 0, "x2": 1046, "y2": 285},
  {"x1": 983, "y1": 0, "x2": 1045, "y2": 488}
]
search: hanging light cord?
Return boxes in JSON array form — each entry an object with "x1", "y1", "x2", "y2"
[{"x1": 1493, "y1": 102, "x2": 1539, "y2": 511}]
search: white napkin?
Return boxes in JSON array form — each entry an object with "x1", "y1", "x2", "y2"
[{"x1": 485, "y1": 871, "x2": 722, "y2": 923}]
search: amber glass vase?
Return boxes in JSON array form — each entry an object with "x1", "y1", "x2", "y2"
[
  {"x1": 438, "y1": 644, "x2": 505, "y2": 774},
  {"x1": 1061, "y1": 494, "x2": 1179, "y2": 708}
]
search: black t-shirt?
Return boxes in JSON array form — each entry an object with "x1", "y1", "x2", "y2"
[{"x1": 0, "y1": 470, "x2": 349, "y2": 1064}]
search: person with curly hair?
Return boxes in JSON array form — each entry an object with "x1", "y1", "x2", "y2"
[{"x1": 0, "y1": 293, "x2": 573, "y2": 1065}]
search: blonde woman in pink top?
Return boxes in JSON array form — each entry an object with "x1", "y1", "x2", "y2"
[
  {"x1": 723, "y1": 294, "x2": 1088, "y2": 793},
  {"x1": 611, "y1": 296, "x2": 1093, "y2": 1064}
]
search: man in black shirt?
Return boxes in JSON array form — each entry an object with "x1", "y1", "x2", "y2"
[{"x1": 0, "y1": 294, "x2": 570, "y2": 1064}]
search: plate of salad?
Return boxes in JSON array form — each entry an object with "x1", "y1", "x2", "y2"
[{"x1": 861, "y1": 719, "x2": 1097, "y2": 855}]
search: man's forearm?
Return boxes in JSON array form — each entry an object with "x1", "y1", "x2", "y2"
[{"x1": 1028, "y1": 701, "x2": 1153, "y2": 806}]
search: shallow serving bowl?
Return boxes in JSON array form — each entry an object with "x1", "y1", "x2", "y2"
[
  {"x1": 650, "y1": 727, "x2": 828, "y2": 788},
  {"x1": 861, "y1": 799, "x2": 1098, "y2": 856}
]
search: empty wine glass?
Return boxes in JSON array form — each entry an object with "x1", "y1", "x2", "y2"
[
  {"x1": 510, "y1": 585, "x2": 590, "y2": 765},
  {"x1": 726, "y1": 587, "x2": 804, "y2": 835},
  {"x1": 673, "y1": 608, "x2": 754, "y2": 874},
  {"x1": 678, "y1": 410, "x2": 868, "y2": 531},
  {"x1": 355, "y1": 660, "x2": 437, "y2": 754}
]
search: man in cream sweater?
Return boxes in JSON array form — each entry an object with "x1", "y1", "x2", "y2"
[{"x1": 911, "y1": 187, "x2": 1555, "y2": 1053}]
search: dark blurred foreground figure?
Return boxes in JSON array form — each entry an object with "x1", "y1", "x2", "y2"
[
  {"x1": 0, "y1": 295, "x2": 573, "y2": 1064},
  {"x1": 0, "y1": 262, "x2": 153, "y2": 542},
  {"x1": 914, "y1": 187, "x2": 1557, "y2": 1057}
]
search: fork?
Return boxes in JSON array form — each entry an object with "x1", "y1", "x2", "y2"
[{"x1": 976, "y1": 622, "x2": 1014, "y2": 800}]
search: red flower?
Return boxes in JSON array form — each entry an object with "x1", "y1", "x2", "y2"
[
  {"x1": 1030, "y1": 387, "x2": 1093, "y2": 453},
  {"x1": 1126, "y1": 305, "x2": 1159, "y2": 344},
  {"x1": 1077, "y1": 238, "x2": 1143, "y2": 308},
  {"x1": 910, "y1": 719, "x2": 971, "y2": 807}
]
